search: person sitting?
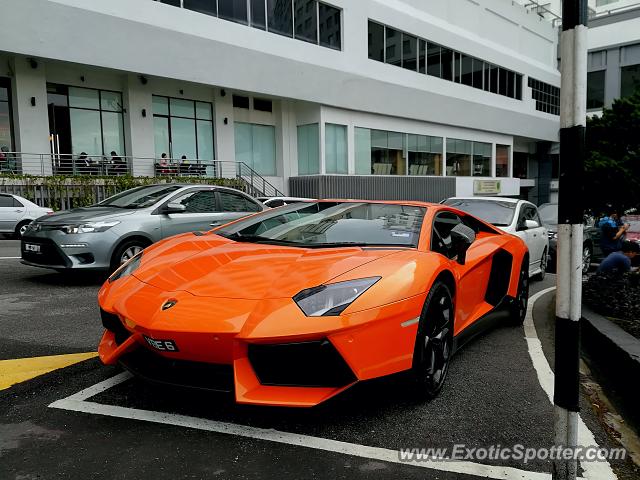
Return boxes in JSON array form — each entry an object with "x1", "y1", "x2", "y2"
[
  {"x1": 78, "y1": 152, "x2": 96, "y2": 175},
  {"x1": 158, "y1": 153, "x2": 172, "y2": 176},
  {"x1": 597, "y1": 240, "x2": 639, "y2": 276},
  {"x1": 110, "y1": 151, "x2": 127, "y2": 175},
  {"x1": 179, "y1": 155, "x2": 191, "y2": 176},
  {"x1": 598, "y1": 208, "x2": 629, "y2": 256}
]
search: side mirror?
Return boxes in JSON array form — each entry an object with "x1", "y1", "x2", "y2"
[
  {"x1": 525, "y1": 219, "x2": 538, "y2": 230},
  {"x1": 450, "y1": 223, "x2": 476, "y2": 265},
  {"x1": 164, "y1": 202, "x2": 187, "y2": 214}
]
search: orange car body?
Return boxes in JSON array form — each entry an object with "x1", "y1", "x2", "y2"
[{"x1": 98, "y1": 200, "x2": 528, "y2": 407}]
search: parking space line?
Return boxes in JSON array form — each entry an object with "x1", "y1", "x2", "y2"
[
  {"x1": 51, "y1": 392, "x2": 553, "y2": 480},
  {"x1": 524, "y1": 288, "x2": 617, "y2": 480},
  {"x1": 0, "y1": 352, "x2": 98, "y2": 390}
]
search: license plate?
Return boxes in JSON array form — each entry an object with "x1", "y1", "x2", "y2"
[
  {"x1": 143, "y1": 335, "x2": 179, "y2": 352},
  {"x1": 24, "y1": 243, "x2": 41, "y2": 253}
]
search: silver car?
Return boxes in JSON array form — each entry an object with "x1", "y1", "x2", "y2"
[
  {"x1": 21, "y1": 184, "x2": 265, "y2": 271},
  {"x1": 0, "y1": 193, "x2": 54, "y2": 238}
]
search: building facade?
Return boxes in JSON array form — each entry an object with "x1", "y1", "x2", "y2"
[{"x1": 0, "y1": 0, "x2": 561, "y2": 202}]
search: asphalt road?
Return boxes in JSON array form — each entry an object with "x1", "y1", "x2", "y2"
[{"x1": 0, "y1": 239, "x2": 636, "y2": 480}]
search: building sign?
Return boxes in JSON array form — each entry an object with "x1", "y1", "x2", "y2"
[{"x1": 473, "y1": 179, "x2": 501, "y2": 195}]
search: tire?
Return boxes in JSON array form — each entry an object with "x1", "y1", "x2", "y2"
[
  {"x1": 110, "y1": 239, "x2": 148, "y2": 272},
  {"x1": 508, "y1": 260, "x2": 529, "y2": 325},
  {"x1": 535, "y1": 248, "x2": 547, "y2": 281},
  {"x1": 14, "y1": 220, "x2": 32, "y2": 239},
  {"x1": 582, "y1": 245, "x2": 592, "y2": 273},
  {"x1": 409, "y1": 280, "x2": 454, "y2": 400}
]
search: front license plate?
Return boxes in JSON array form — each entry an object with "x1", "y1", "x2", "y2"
[
  {"x1": 24, "y1": 243, "x2": 41, "y2": 253},
  {"x1": 143, "y1": 335, "x2": 179, "y2": 352}
]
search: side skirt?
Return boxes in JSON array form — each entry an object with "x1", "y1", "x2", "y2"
[{"x1": 452, "y1": 299, "x2": 513, "y2": 355}]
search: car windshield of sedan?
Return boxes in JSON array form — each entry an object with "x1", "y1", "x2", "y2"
[
  {"x1": 538, "y1": 204, "x2": 558, "y2": 225},
  {"x1": 216, "y1": 202, "x2": 426, "y2": 248},
  {"x1": 95, "y1": 185, "x2": 183, "y2": 209},
  {"x1": 444, "y1": 199, "x2": 516, "y2": 227}
]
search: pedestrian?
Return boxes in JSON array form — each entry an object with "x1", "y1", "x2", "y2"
[
  {"x1": 598, "y1": 208, "x2": 629, "y2": 256},
  {"x1": 597, "y1": 240, "x2": 639, "y2": 276}
]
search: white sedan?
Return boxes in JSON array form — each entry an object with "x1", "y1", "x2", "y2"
[
  {"x1": 443, "y1": 197, "x2": 549, "y2": 280},
  {"x1": 0, "y1": 193, "x2": 53, "y2": 238}
]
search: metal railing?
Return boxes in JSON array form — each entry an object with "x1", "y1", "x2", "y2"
[{"x1": 0, "y1": 152, "x2": 284, "y2": 198}]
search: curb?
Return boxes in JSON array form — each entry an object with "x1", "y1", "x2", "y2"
[{"x1": 581, "y1": 306, "x2": 640, "y2": 427}]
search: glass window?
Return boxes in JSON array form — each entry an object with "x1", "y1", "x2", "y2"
[
  {"x1": 253, "y1": 98, "x2": 273, "y2": 112},
  {"x1": 197, "y1": 120, "x2": 215, "y2": 160},
  {"x1": 427, "y1": 43, "x2": 441, "y2": 77},
  {"x1": 173, "y1": 190, "x2": 218, "y2": 213},
  {"x1": 102, "y1": 112, "x2": 125, "y2": 160},
  {"x1": 408, "y1": 134, "x2": 442, "y2": 176},
  {"x1": 496, "y1": 144, "x2": 510, "y2": 178},
  {"x1": 472, "y1": 58, "x2": 483, "y2": 89},
  {"x1": 267, "y1": 0, "x2": 293, "y2": 37},
  {"x1": 157, "y1": 0, "x2": 181, "y2": 6},
  {"x1": 0, "y1": 81, "x2": 13, "y2": 152},
  {"x1": 516, "y1": 74, "x2": 523, "y2": 100},
  {"x1": 0, "y1": 195, "x2": 13, "y2": 207},
  {"x1": 587, "y1": 70, "x2": 605, "y2": 109},
  {"x1": 219, "y1": 191, "x2": 262, "y2": 212},
  {"x1": 70, "y1": 109, "x2": 102, "y2": 156},
  {"x1": 402, "y1": 33, "x2": 418, "y2": 71},
  {"x1": 171, "y1": 117, "x2": 198, "y2": 160},
  {"x1": 154, "y1": 117, "x2": 170, "y2": 159},
  {"x1": 443, "y1": 199, "x2": 516, "y2": 227},
  {"x1": 233, "y1": 95, "x2": 250, "y2": 109},
  {"x1": 325, "y1": 123, "x2": 347, "y2": 174},
  {"x1": 184, "y1": 0, "x2": 217, "y2": 16},
  {"x1": 235, "y1": 122, "x2": 276, "y2": 175},
  {"x1": 446, "y1": 138, "x2": 471, "y2": 176},
  {"x1": 472, "y1": 141, "x2": 491, "y2": 177},
  {"x1": 441, "y1": 48, "x2": 453, "y2": 81},
  {"x1": 100, "y1": 91, "x2": 123, "y2": 112},
  {"x1": 170, "y1": 98, "x2": 195, "y2": 118},
  {"x1": 498, "y1": 68, "x2": 508, "y2": 96},
  {"x1": 297, "y1": 123, "x2": 320, "y2": 175},
  {"x1": 368, "y1": 21, "x2": 385, "y2": 62},
  {"x1": 489, "y1": 65, "x2": 499, "y2": 94},
  {"x1": 418, "y1": 39, "x2": 426, "y2": 74},
  {"x1": 621, "y1": 64, "x2": 640, "y2": 98},
  {"x1": 385, "y1": 27, "x2": 401, "y2": 67},
  {"x1": 218, "y1": 0, "x2": 248, "y2": 24},
  {"x1": 250, "y1": 0, "x2": 266, "y2": 28},
  {"x1": 454, "y1": 52, "x2": 461, "y2": 83},
  {"x1": 371, "y1": 129, "x2": 405, "y2": 175},
  {"x1": 506, "y1": 70, "x2": 515, "y2": 98},
  {"x1": 196, "y1": 101, "x2": 212, "y2": 120},
  {"x1": 152, "y1": 95, "x2": 169, "y2": 116},
  {"x1": 461, "y1": 55, "x2": 473, "y2": 86},
  {"x1": 355, "y1": 127, "x2": 371, "y2": 175},
  {"x1": 319, "y1": 3, "x2": 341, "y2": 49},
  {"x1": 68, "y1": 87, "x2": 99, "y2": 109},
  {"x1": 295, "y1": 0, "x2": 317, "y2": 43},
  {"x1": 513, "y1": 152, "x2": 528, "y2": 179}
]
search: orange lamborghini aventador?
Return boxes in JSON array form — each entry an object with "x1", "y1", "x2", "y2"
[{"x1": 98, "y1": 200, "x2": 530, "y2": 407}]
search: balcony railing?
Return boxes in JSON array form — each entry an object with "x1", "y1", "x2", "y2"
[{"x1": 0, "y1": 152, "x2": 283, "y2": 198}]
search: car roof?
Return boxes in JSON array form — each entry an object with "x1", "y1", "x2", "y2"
[{"x1": 446, "y1": 196, "x2": 523, "y2": 204}]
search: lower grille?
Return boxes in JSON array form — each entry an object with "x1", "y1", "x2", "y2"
[
  {"x1": 248, "y1": 340, "x2": 356, "y2": 388},
  {"x1": 21, "y1": 237, "x2": 71, "y2": 267},
  {"x1": 120, "y1": 348, "x2": 234, "y2": 392},
  {"x1": 100, "y1": 309, "x2": 131, "y2": 345}
]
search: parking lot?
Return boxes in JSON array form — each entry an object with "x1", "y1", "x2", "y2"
[{"x1": 0, "y1": 239, "x2": 634, "y2": 480}]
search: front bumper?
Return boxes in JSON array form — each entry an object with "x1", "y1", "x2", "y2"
[
  {"x1": 97, "y1": 275, "x2": 425, "y2": 407},
  {"x1": 21, "y1": 229, "x2": 117, "y2": 270}
]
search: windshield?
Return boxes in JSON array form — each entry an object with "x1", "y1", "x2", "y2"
[
  {"x1": 444, "y1": 199, "x2": 516, "y2": 227},
  {"x1": 96, "y1": 185, "x2": 183, "y2": 209},
  {"x1": 216, "y1": 201, "x2": 426, "y2": 248},
  {"x1": 538, "y1": 204, "x2": 558, "y2": 225}
]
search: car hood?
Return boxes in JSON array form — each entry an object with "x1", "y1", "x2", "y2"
[
  {"x1": 132, "y1": 234, "x2": 401, "y2": 300},
  {"x1": 36, "y1": 207, "x2": 137, "y2": 224}
]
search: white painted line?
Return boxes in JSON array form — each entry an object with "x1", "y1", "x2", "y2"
[
  {"x1": 60, "y1": 371, "x2": 132, "y2": 401},
  {"x1": 0, "y1": 256, "x2": 21, "y2": 259},
  {"x1": 50, "y1": 396, "x2": 553, "y2": 480},
  {"x1": 524, "y1": 287, "x2": 617, "y2": 480}
]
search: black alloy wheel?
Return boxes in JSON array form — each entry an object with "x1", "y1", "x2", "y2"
[
  {"x1": 508, "y1": 260, "x2": 529, "y2": 325},
  {"x1": 410, "y1": 281, "x2": 454, "y2": 399}
]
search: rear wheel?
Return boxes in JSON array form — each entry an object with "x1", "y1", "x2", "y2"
[
  {"x1": 409, "y1": 281, "x2": 454, "y2": 400},
  {"x1": 508, "y1": 260, "x2": 529, "y2": 325},
  {"x1": 110, "y1": 239, "x2": 148, "y2": 272}
]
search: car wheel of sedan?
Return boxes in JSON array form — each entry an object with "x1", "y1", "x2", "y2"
[
  {"x1": 111, "y1": 240, "x2": 148, "y2": 271},
  {"x1": 508, "y1": 260, "x2": 529, "y2": 325},
  {"x1": 535, "y1": 248, "x2": 547, "y2": 281},
  {"x1": 582, "y1": 245, "x2": 592, "y2": 273},
  {"x1": 15, "y1": 220, "x2": 31, "y2": 239},
  {"x1": 410, "y1": 280, "x2": 453, "y2": 399}
]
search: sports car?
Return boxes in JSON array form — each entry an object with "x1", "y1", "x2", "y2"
[{"x1": 98, "y1": 200, "x2": 530, "y2": 407}]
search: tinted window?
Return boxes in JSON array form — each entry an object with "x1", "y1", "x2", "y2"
[
  {"x1": 251, "y1": 0, "x2": 266, "y2": 28},
  {"x1": 267, "y1": 0, "x2": 293, "y2": 37},
  {"x1": 217, "y1": 202, "x2": 426, "y2": 247},
  {"x1": 0, "y1": 195, "x2": 13, "y2": 207},
  {"x1": 233, "y1": 95, "x2": 250, "y2": 109},
  {"x1": 444, "y1": 199, "x2": 516, "y2": 227},
  {"x1": 587, "y1": 70, "x2": 605, "y2": 109},
  {"x1": 538, "y1": 204, "x2": 558, "y2": 225},
  {"x1": 13, "y1": 197, "x2": 24, "y2": 207},
  {"x1": 295, "y1": 0, "x2": 317, "y2": 43},
  {"x1": 172, "y1": 190, "x2": 217, "y2": 213},
  {"x1": 368, "y1": 21, "x2": 385, "y2": 61},
  {"x1": 432, "y1": 211, "x2": 462, "y2": 259},
  {"x1": 402, "y1": 33, "x2": 418, "y2": 71},
  {"x1": 218, "y1": 0, "x2": 248, "y2": 24},
  {"x1": 218, "y1": 192, "x2": 262, "y2": 212},
  {"x1": 184, "y1": 0, "x2": 217, "y2": 16},
  {"x1": 98, "y1": 185, "x2": 182, "y2": 209},
  {"x1": 319, "y1": 3, "x2": 340, "y2": 49}
]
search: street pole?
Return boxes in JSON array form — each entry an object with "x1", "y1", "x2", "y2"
[{"x1": 554, "y1": 1, "x2": 588, "y2": 479}]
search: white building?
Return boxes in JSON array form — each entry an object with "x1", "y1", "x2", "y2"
[{"x1": 0, "y1": 0, "x2": 562, "y2": 202}]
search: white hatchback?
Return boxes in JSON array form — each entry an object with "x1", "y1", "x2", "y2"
[
  {"x1": 443, "y1": 197, "x2": 549, "y2": 280},
  {"x1": 0, "y1": 193, "x2": 54, "y2": 238}
]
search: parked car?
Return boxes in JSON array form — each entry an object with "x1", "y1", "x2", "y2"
[
  {"x1": 0, "y1": 193, "x2": 54, "y2": 238},
  {"x1": 98, "y1": 199, "x2": 530, "y2": 406},
  {"x1": 256, "y1": 196, "x2": 315, "y2": 208},
  {"x1": 624, "y1": 214, "x2": 640, "y2": 245},
  {"x1": 538, "y1": 203, "x2": 603, "y2": 273},
  {"x1": 21, "y1": 184, "x2": 265, "y2": 272},
  {"x1": 443, "y1": 197, "x2": 549, "y2": 279}
]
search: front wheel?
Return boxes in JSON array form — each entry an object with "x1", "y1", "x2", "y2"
[
  {"x1": 15, "y1": 220, "x2": 31, "y2": 239},
  {"x1": 535, "y1": 248, "x2": 547, "y2": 281},
  {"x1": 110, "y1": 239, "x2": 148, "y2": 272},
  {"x1": 409, "y1": 281, "x2": 454, "y2": 400},
  {"x1": 508, "y1": 260, "x2": 529, "y2": 325}
]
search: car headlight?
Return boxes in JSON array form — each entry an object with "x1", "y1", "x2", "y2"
[
  {"x1": 63, "y1": 221, "x2": 120, "y2": 234},
  {"x1": 109, "y1": 251, "x2": 143, "y2": 283},
  {"x1": 293, "y1": 277, "x2": 381, "y2": 317}
]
